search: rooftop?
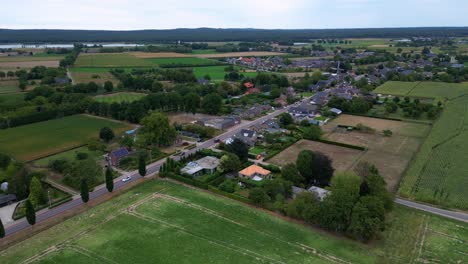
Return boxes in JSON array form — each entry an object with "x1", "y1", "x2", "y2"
[{"x1": 239, "y1": 164, "x2": 271, "y2": 177}]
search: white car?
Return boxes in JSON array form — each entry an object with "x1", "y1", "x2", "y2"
[{"x1": 122, "y1": 176, "x2": 132, "y2": 182}]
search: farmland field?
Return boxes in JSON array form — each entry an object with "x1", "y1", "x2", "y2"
[
  {"x1": 75, "y1": 53, "x2": 154, "y2": 68},
  {"x1": 322, "y1": 115, "x2": 430, "y2": 191},
  {"x1": 146, "y1": 57, "x2": 219, "y2": 66},
  {"x1": 399, "y1": 94, "x2": 468, "y2": 210},
  {"x1": 1, "y1": 180, "x2": 467, "y2": 264},
  {"x1": 269, "y1": 139, "x2": 364, "y2": 171},
  {"x1": 374, "y1": 81, "x2": 468, "y2": 99},
  {"x1": 0, "y1": 115, "x2": 131, "y2": 161},
  {"x1": 195, "y1": 51, "x2": 285, "y2": 58},
  {"x1": 130, "y1": 52, "x2": 191, "y2": 58},
  {"x1": 191, "y1": 66, "x2": 258, "y2": 81},
  {"x1": 0, "y1": 55, "x2": 64, "y2": 62},
  {"x1": 69, "y1": 67, "x2": 120, "y2": 85},
  {"x1": 0, "y1": 93, "x2": 25, "y2": 108},
  {"x1": 94, "y1": 92, "x2": 147, "y2": 103},
  {"x1": 0, "y1": 60, "x2": 60, "y2": 68}
]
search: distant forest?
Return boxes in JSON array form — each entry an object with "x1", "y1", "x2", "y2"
[{"x1": 1, "y1": 27, "x2": 468, "y2": 43}]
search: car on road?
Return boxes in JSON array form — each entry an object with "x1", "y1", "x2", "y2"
[
  {"x1": 122, "y1": 176, "x2": 132, "y2": 182},
  {"x1": 214, "y1": 138, "x2": 221, "y2": 143}
]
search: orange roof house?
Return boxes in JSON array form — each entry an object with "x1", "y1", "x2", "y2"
[
  {"x1": 244, "y1": 82, "x2": 254, "y2": 89},
  {"x1": 239, "y1": 164, "x2": 271, "y2": 181}
]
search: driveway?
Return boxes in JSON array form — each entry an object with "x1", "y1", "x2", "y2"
[{"x1": 0, "y1": 202, "x2": 19, "y2": 225}]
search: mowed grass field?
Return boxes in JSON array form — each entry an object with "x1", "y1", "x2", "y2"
[
  {"x1": 374, "y1": 81, "x2": 468, "y2": 99},
  {"x1": 0, "y1": 115, "x2": 131, "y2": 161},
  {"x1": 192, "y1": 66, "x2": 258, "y2": 81},
  {"x1": 94, "y1": 92, "x2": 147, "y2": 103},
  {"x1": 75, "y1": 53, "x2": 154, "y2": 68},
  {"x1": 321, "y1": 115, "x2": 430, "y2": 191},
  {"x1": 399, "y1": 94, "x2": 468, "y2": 209},
  {"x1": 2, "y1": 180, "x2": 467, "y2": 264}
]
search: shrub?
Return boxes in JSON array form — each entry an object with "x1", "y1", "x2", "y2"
[{"x1": 75, "y1": 152, "x2": 89, "y2": 160}]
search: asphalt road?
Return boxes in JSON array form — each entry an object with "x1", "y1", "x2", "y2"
[
  {"x1": 395, "y1": 198, "x2": 468, "y2": 223},
  {"x1": 4, "y1": 106, "x2": 289, "y2": 237}
]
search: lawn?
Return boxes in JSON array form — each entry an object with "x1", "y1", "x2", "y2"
[
  {"x1": 94, "y1": 92, "x2": 147, "y2": 103},
  {"x1": 399, "y1": 94, "x2": 468, "y2": 210},
  {"x1": 146, "y1": 57, "x2": 220, "y2": 66},
  {"x1": 34, "y1": 146, "x2": 104, "y2": 167},
  {"x1": 0, "y1": 115, "x2": 131, "y2": 161},
  {"x1": 75, "y1": 53, "x2": 154, "y2": 68},
  {"x1": 2, "y1": 180, "x2": 467, "y2": 263},
  {"x1": 192, "y1": 66, "x2": 258, "y2": 81}
]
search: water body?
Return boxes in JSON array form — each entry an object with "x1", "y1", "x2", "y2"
[{"x1": 0, "y1": 43, "x2": 145, "y2": 49}]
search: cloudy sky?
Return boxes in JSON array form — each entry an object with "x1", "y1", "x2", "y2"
[{"x1": 1, "y1": 0, "x2": 467, "y2": 30}]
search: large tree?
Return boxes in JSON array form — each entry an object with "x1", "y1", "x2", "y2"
[
  {"x1": 99, "y1": 127, "x2": 115, "y2": 142},
  {"x1": 279, "y1": 113, "x2": 294, "y2": 127},
  {"x1": 183, "y1": 92, "x2": 201, "y2": 114},
  {"x1": 28, "y1": 177, "x2": 45, "y2": 207},
  {"x1": 249, "y1": 188, "x2": 269, "y2": 206},
  {"x1": 80, "y1": 178, "x2": 89, "y2": 203},
  {"x1": 138, "y1": 153, "x2": 147, "y2": 176},
  {"x1": 25, "y1": 199, "x2": 36, "y2": 225},
  {"x1": 140, "y1": 112, "x2": 177, "y2": 147},
  {"x1": 218, "y1": 153, "x2": 241, "y2": 173},
  {"x1": 281, "y1": 163, "x2": 304, "y2": 186},
  {"x1": 0, "y1": 218, "x2": 5, "y2": 238},
  {"x1": 347, "y1": 196, "x2": 385, "y2": 242},
  {"x1": 105, "y1": 166, "x2": 114, "y2": 192},
  {"x1": 225, "y1": 138, "x2": 249, "y2": 162},
  {"x1": 103, "y1": 81, "x2": 114, "y2": 92},
  {"x1": 296, "y1": 150, "x2": 334, "y2": 187},
  {"x1": 201, "y1": 93, "x2": 222, "y2": 114}
]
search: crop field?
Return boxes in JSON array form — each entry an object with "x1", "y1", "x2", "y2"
[
  {"x1": 0, "y1": 80, "x2": 19, "y2": 93},
  {"x1": 2, "y1": 180, "x2": 467, "y2": 264},
  {"x1": 94, "y1": 92, "x2": 147, "y2": 103},
  {"x1": 191, "y1": 66, "x2": 258, "y2": 81},
  {"x1": 374, "y1": 81, "x2": 468, "y2": 99},
  {"x1": 75, "y1": 53, "x2": 154, "y2": 68},
  {"x1": 269, "y1": 139, "x2": 364, "y2": 171},
  {"x1": 399, "y1": 94, "x2": 468, "y2": 209},
  {"x1": 0, "y1": 60, "x2": 60, "y2": 68},
  {"x1": 146, "y1": 57, "x2": 219, "y2": 66},
  {"x1": 0, "y1": 115, "x2": 131, "y2": 161},
  {"x1": 322, "y1": 115, "x2": 430, "y2": 191}
]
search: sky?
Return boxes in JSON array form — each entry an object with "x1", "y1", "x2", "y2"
[{"x1": 1, "y1": 0, "x2": 467, "y2": 30}]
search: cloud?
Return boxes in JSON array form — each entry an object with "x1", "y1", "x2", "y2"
[{"x1": 0, "y1": 0, "x2": 467, "y2": 30}]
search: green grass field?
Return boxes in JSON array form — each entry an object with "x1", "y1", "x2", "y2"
[
  {"x1": 399, "y1": 94, "x2": 468, "y2": 209},
  {"x1": 94, "y1": 92, "x2": 147, "y2": 103},
  {"x1": 375, "y1": 81, "x2": 468, "y2": 99},
  {"x1": 191, "y1": 49, "x2": 221, "y2": 54},
  {"x1": 192, "y1": 66, "x2": 258, "y2": 81},
  {"x1": 146, "y1": 57, "x2": 219, "y2": 66},
  {"x1": 75, "y1": 53, "x2": 154, "y2": 68},
  {"x1": 0, "y1": 115, "x2": 131, "y2": 161},
  {"x1": 0, "y1": 93, "x2": 25, "y2": 107},
  {"x1": 70, "y1": 67, "x2": 144, "y2": 73},
  {"x1": 1, "y1": 180, "x2": 467, "y2": 264},
  {"x1": 34, "y1": 146, "x2": 103, "y2": 167}
]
